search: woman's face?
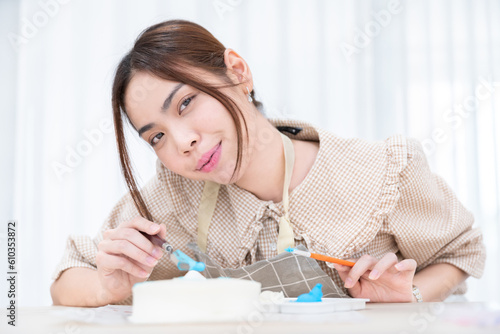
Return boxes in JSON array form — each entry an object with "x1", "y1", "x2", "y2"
[{"x1": 124, "y1": 71, "x2": 252, "y2": 185}]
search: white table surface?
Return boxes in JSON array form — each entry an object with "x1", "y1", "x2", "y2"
[{"x1": 3, "y1": 302, "x2": 500, "y2": 334}]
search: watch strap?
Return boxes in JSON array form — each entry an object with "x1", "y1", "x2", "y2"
[{"x1": 412, "y1": 285, "x2": 423, "y2": 303}]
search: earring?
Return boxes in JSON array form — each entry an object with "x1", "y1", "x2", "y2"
[{"x1": 246, "y1": 87, "x2": 253, "y2": 103}]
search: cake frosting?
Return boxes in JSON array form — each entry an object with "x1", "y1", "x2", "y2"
[{"x1": 129, "y1": 274, "x2": 262, "y2": 323}]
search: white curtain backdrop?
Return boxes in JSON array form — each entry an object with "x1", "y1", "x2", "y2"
[{"x1": 1, "y1": 0, "x2": 499, "y2": 306}]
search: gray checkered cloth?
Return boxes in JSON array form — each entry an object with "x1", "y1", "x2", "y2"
[{"x1": 189, "y1": 244, "x2": 349, "y2": 298}]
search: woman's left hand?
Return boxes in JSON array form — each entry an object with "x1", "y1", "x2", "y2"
[{"x1": 332, "y1": 253, "x2": 417, "y2": 303}]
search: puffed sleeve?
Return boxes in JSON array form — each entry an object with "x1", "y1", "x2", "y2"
[
  {"x1": 51, "y1": 159, "x2": 191, "y2": 304},
  {"x1": 387, "y1": 138, "x2": 486, "y2": 293},
  {"x1": 51, "y1": 190, "x2": 147, "y2": 281}
]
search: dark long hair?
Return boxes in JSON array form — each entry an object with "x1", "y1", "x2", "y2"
[{"x1": 111, "y1": 20, "x2": 262, "y2": 221}]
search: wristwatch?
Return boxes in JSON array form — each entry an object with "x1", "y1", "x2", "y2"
[{"x1": 412, "y1": 285, "x2": 423, "y2": 303}]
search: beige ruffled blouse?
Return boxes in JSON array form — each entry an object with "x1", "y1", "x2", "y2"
[{"x1": 53, "y1": 119, "x2": 486, "y2": 304}]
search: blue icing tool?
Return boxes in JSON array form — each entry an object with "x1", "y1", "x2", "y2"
[
  {"x1": 171, "y1": 250, "x2": 206, "y2": 272},
  {"x1": 296, "y1": 283, "x2": 323, "y2": 302}
]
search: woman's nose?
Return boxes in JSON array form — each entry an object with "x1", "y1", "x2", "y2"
[
  {"x1": 174, "y1": 132, "x2": 198, "y2": 155},
  {"x1": 182, "y1": 140, "x2": 197, "y2": 154},
  {"x1": 170, "y1": 123, "x2": 199, "y2": 154}
]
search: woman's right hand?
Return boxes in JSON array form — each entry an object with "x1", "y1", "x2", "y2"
[{"x1": 95, "y1": 216, "x2": 166, "y2": 304}]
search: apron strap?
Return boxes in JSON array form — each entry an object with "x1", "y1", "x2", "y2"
[
  {"x1": 277, "y1": 133, "x2": 296, "y2": 253},
  {"x1": 196, "y1": 133, "x2": 296, "y2": 254},
  {"x1": 197, "y1": 180, "x2": 220, "y2": 253}
]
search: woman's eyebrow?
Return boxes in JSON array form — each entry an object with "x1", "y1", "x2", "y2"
[
  {"x1": 136, "y1": 83, "x2": 185, "y2": 137},
  {"x1": 138, "y1": 123, "x2": 154, "y2": 137},
  {"x1": 161, "y1": 83, "x2": 185, "y2": 111}
]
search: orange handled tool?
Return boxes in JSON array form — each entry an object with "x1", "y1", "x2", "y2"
[{"x1": 286, "y1": 247, "x2": 355, "y2": 267}]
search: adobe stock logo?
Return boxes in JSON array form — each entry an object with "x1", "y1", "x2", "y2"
[
  {"x1": 339, "y1": 0, "x2": 403, "y2": 62},
  {"x1": 52, "y1": 118, "x2": 114, "y2": 181},
  {"x1": 7, "y1": 0, "x2": 73, "y2": 52},
  {"x1": 421, "y1": 76, "x2": 499, "y2": 156},
  {"x1": 213, "y1": 0, "x2": 243, "y2": 20}
]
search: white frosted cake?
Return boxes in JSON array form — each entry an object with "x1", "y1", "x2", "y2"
[{"x1": 129, "y1": 273, "x2": 262, "y2": 324}]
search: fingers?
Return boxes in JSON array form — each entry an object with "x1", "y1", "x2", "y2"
[
  {"x1": 123, "y1": 216, "x2": 167, "y2": 254},
  {"x1": 96, "y1": 251, "x2": 150, "y2": 278},
  {"x1": 97, "y1": 216, "x2": 167, "y2": 281},
  {"x1": 157, "y1": 223, "x2": 167, "y2": 240},
  {"x1": 121, "y1": 216, "x2": 162, "y2": 236},
  {"x1": 102, "y1": 216, "x2": 166, "y2": 259},
  {"x1": 331, "y1": 263, "x2": 351, "y2": 290},
  {"x1": 332, "y1": 253, "x2": 417, "y2": 289},
  {"x1": 368, "y1": 252, "x2": 399, "y2": 280},
  {"x1": 98, "y1": 238, "x2": 159, "y2": 269},
  {"x1": 105, "y1": 227, "x2": 163, "y2": 260},
  {"x1": 341, "y1": 254, "x2": 378, "y2": 288},
  {"x1": 331, "y1": 262, "x2": 352, "y2": 278},
  {"x1": 394, "y1": 258, "x2": 417, "y2": 273}
]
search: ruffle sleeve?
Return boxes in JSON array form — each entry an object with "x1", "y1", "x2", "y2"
[{"x1": 385, "y1": 136, "x2": 486, "y2": 283}]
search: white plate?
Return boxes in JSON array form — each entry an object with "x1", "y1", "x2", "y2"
[{"x1": 262, "y1": 298, "x2": 370, "y2": 314}]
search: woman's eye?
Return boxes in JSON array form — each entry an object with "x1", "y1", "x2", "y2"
[
  {"x1": 179, "y1": 95, "x2": 196, "y2": 113},
  {"x1": 150, "y1": 133, "x2": 164, "y2": 146}
]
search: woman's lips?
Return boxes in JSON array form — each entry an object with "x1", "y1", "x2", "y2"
[{"x1": 197, "y1": 142, "x2": 222, "y2": 173}]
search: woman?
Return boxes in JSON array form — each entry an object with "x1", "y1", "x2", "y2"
[{"x1": 50, "y1": 20, "x2": 485, "y2": 306}]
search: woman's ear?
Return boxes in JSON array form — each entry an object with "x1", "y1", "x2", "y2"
[{"x1": 224, "y1": 48, "x2": 253, "y2": 90}]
